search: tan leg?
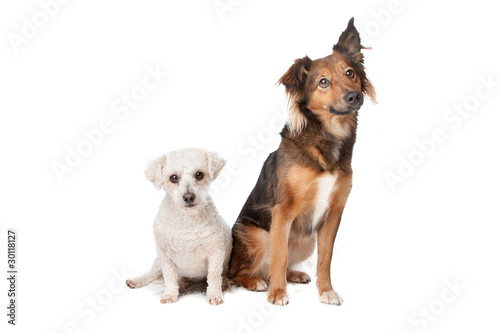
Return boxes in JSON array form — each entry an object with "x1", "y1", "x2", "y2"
[
  {"x1": 316, "y1": 171, "x2": 352, "y2": 305},
  {"x1": 267, "y1": 205, "x2": 293, "y2": 306}
]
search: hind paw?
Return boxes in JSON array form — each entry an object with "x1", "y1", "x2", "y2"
[
  {"x1": 126, "y1": 279, "x2": 142, "y2": 289},
  {"x1": 287, "y1": 270, "x2": 311, "y2": 284},
  {"x1": 234, "y1": 275, "x2": 268, "y2": 292}
]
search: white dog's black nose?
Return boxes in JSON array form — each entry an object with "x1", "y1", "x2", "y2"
[{"x1": 183, "y1": 192, "x2": 196, "y2": 204}]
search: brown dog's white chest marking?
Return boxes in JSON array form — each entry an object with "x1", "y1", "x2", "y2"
[{"x1": 311, "y1": 171, "x2": 338, "y2": 230}]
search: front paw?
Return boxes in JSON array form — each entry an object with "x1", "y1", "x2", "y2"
[
  {"x1": 160, "y1": 293, "x2": 179, "y2": 304},
  {"x1": 207, "y1": 293, "x2": 224, "y2": 306},
  {"x1": 319, "y1": 289, "x2": 343, "y2": 305},
  {"x1": 267, "y1": 288, "x2": 289, "y2": 306}
]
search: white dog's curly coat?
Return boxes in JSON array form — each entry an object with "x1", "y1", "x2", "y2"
[{"x1": 126, "y1": 148, "x2": 232, "y2": 305}]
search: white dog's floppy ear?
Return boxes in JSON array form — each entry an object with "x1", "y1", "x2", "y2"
[
  {"x1": 206, "y1": 151, "x2": 226, "y2": 180},
  {"x1": 144, "y1": 155, "x2": 167, "y2": 190}
]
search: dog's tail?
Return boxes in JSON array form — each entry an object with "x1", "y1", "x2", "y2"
[{"x1": 179, "y1": 275, "x2": 233, "y2": 295}]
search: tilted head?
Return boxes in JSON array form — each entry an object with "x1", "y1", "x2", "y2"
[
  {"x1": 144, "y1": 148, "x2": 226, "y2": 211},
  {"x1": 278, "y1": 18, "x2": 376, "y2": 136}
]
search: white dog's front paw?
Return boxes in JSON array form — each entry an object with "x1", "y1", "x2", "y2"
[
  {"x1": 319, "y1": 290, "x2": 343, "y2": 305},
  {"x1": 160, "y1": 293, "x2": 179, "y2": 304},
  {"x1": 207, "y1": 293, "x2": 224, "y2": 306}
]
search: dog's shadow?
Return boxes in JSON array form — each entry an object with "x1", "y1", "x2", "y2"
[{"x1": 140, "y1": 278, "x2": 212, "y2": 303}]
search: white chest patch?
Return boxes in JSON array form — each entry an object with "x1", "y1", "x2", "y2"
[{"x1": 311, "y1": 172, "x2": 338, "y2": 230}]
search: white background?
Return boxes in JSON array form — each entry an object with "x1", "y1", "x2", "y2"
[{"x1": 1, "y1": 0, "x2": 500, "y2": 332}]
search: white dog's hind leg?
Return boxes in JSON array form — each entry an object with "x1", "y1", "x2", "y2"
[
  {"x1": 206, "y1": 250, "x2": 225, "y2": 305},
  {"x1": 126, "y1": 257, "x2": 162, "y2": 289}
]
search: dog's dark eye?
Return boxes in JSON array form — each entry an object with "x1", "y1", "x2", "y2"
[
  {"x1": 195, "y1": 172, "x2": 204, "y2": 181},
  {"x1": 346, "y1": 70, "x2": 355, "y2": 79},
  {"x1": 169, "y1": 175, "x2": 179, "y2": 184},
  {"x1": 319, "y1": 78, "x2": 330, "y2": 88}
]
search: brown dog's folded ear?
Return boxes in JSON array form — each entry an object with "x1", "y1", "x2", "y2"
[
  {"x1": 277, "y1": 56, "x2": 312, "y2": 89},
  {"x1": 363, "y1": 79, "x2": 377, "y2": 103},
  {"x1": 144, "y1": 155, "x2": 167, "y2": 190},
  {"x1": 277, "y1": 56, "x2": 312, "y2": 136},
  {"x1": 333, "y1": 17, "x2": 363, "y2": 61},
  {"x1": 206, "y1": 151, "x2": 226, "y2": 181}
]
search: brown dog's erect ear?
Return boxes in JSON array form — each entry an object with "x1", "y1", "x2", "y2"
[
  {"x1": 206, "y1": 151, "x2": 226, "y2": 180},
  {"x1": 333, "y1": 17, "x2": 363, "y2": 61},
  {"x1": 278, "y1": 56, "x2": 312, "y2": 89},
  {"x1": 334, "y1": 17, "x2": 377, "y2": 103},
  {"x1": 144, "y1": 155, "x2": 167, "y2": 190}
]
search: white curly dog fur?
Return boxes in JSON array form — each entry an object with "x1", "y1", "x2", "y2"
[{"x1": 126, "y1": 148, "x2": 232, "y2": 305}]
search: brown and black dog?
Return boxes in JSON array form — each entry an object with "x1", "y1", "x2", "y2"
[{"x1": 228, "y1": 18, "x2": 376, "y2": 305}]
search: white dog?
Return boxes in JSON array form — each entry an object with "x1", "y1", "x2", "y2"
[{"x1": 126, "y1": 148, "x2": 232, "y2": 305}]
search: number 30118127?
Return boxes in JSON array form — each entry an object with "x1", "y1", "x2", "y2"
[{"x1": 7, "y1": 230, "x2": 16, "y2": 270}]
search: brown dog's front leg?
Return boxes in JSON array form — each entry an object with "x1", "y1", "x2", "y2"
[
  {"x1": 316, "y1": 171, "x2": 352, "y2": 305},
  {"x1": 267, "y1": 206, "x2": 293, "y2": 306}
]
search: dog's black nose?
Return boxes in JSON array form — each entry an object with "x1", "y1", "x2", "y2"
[
  {"x1": 183, "y1": 193, "x2": 196, "y2": 204},
  {"x1": 344, "y1": 91, "x2": 361, "y2": 105}
]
